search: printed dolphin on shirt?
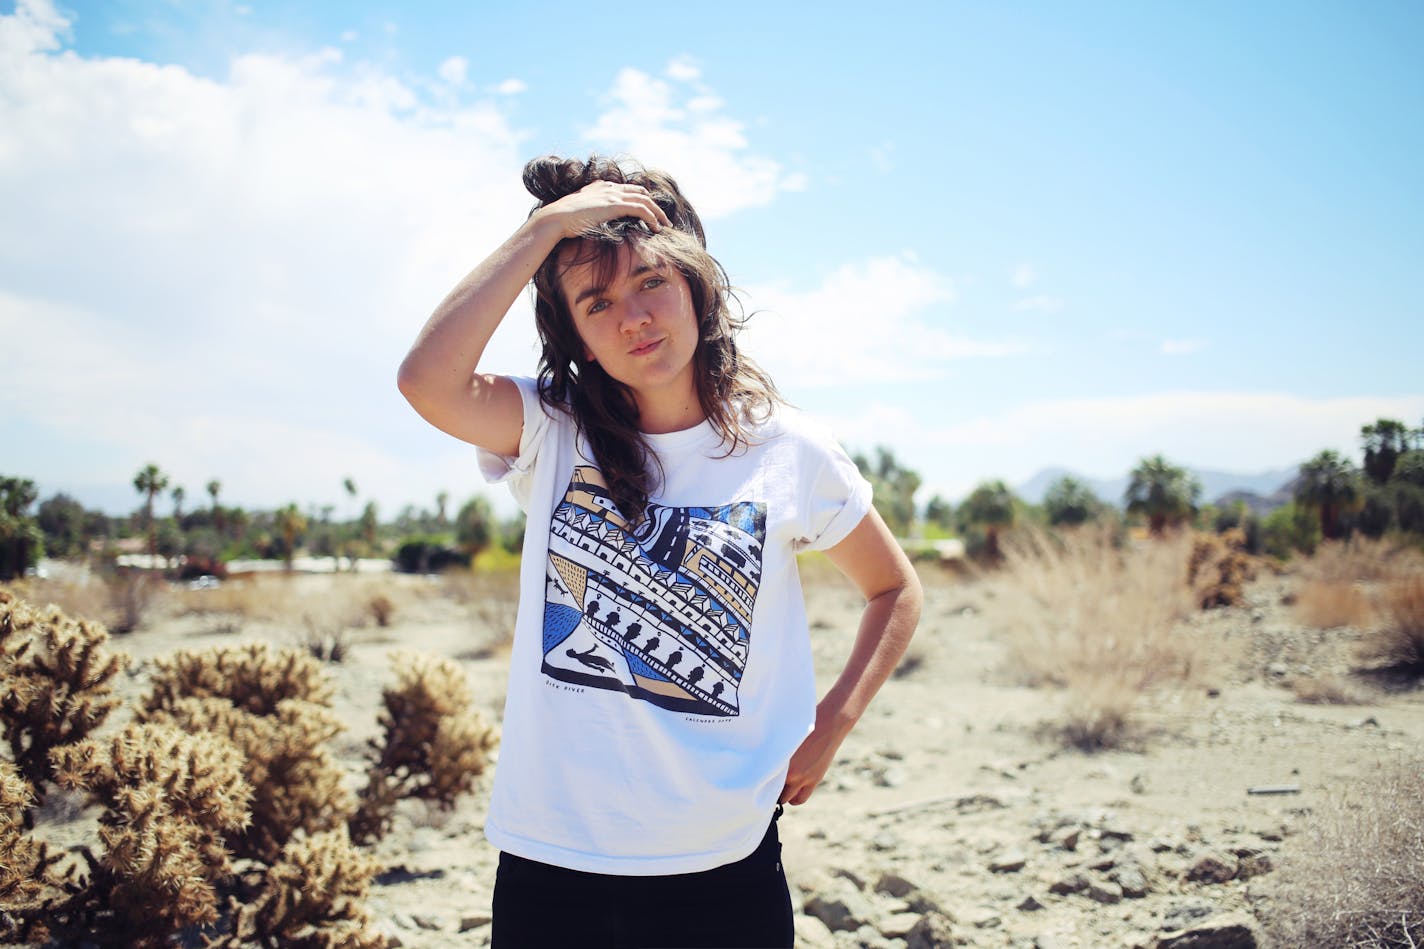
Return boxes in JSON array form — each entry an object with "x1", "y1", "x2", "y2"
[{"x1": 540, "y1": 465, "x2": 766, "y2": 717}]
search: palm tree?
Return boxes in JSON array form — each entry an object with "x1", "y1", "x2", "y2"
[
  {"x1": 1295, "y1": 450, "x2": 1359, "y2": 541},
  {"x1": 274, "y1": 503, "x2": 308, "y2": 572},
  {"x1": 171, "y1": 485, "x2": 185, "y2": 521},
  {"x1": 207, "y1": 479, "x2": 224, "y2": 534},
  {"x1": 1044, "y1": 475, "x2": 1101, "y2": 527},
  {"x1": 457, "y1": 496, "x2": 494, "y2": 563},
  {"x1": 436, "y1": 491, "x2": 450, "y2": 530},
  {"x1": 133, "y1": 463, "x2": 169, "y2": 561},
  {"x1": 1125, "y1": 455, "x2": 1200, "y2": 535},
  {"x1": 956, "y1": 480, "x2": 1016, "y2": 561}
]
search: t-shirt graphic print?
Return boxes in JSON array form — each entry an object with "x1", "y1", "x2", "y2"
[{"x1": 541, "y1": 464, "x2": 766, "y2": 718}]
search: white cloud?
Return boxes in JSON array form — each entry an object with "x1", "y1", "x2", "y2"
[
  {"x1": 437, "y1": 55, "x2": 468, "y2": 86},
  {"x1": 739, "y1": 256, "x2": 1028, "y2": 387},
  {"x1": 665, "y1": 57, "x2": 700, "y2": 82},
  {"x1": 494, "y1": 77, "x2": 527, "y2": 95},
  {"x1": 1013, "y1": 294, "x2": 1063, "y2": 313},
  {"x1": 1160, "y1": 338, "x2": 1207, "y2": 356},
  {"x1": 0, "y1": 0, "x2": 537, "y2": 514},
  {"x1": 869, "y1": 141, "x2": 894, "y2": 173},
  {"x1": 583, "y1": 63, "x2": 801, "y2": 218},
  {"x1": 1012, "y1": 263, "x2": 1036, "y2": 288},
  {"x1": 339, "y1": 30, "x2": 358, "y2": 43}
]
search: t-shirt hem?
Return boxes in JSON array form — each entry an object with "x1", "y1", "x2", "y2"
[{"x1": 483, "y1": 820, "x2": 770, "y2": 876}]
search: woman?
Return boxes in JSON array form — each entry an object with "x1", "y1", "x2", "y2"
[{"x1": 398, "y1": 156, "x2": 922, "y2": 948}]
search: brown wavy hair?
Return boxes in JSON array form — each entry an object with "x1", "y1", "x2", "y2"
[{"x1": 523, "y1": 155, "x2": 782, "y2": 525}]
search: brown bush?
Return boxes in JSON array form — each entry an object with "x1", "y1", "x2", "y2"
[
  {"x1": 999, "y1": 527, "x2": 1219, "y2": 750},
  {"x1": 0, "y1": 590, "x2": 127, "y2": 805},
  {"x1": 1291, "y1": 672, "x2": 1367, "y2": 705},
  {"x1": 141, "y1": 640, "x2": 334, "y2": 716},
  {"x1": 368, "y1": 593, "x2": 395, "y2": 627},
  {"x1": 1188, "y1": 529, "x2": 1256, "y2": 609},
  {"x1": 0, "y1": 760, "x2": 67, "y2": 940},
  {"x1": 349, "y1": 653, "x2": 499, "y2": 845},
  {"x1": 1265, "y1": 756, "x2": 1424, "y2": 947}
]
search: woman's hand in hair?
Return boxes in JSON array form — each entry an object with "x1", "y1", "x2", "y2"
[{"x1": 533, "y1": 179, "x2": 672, "y2": 239}]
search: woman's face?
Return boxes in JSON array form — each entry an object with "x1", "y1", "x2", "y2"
[{"x1": 558, "y1": 241, "x2": 701, "y2": 417}]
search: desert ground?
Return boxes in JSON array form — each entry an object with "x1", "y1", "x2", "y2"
[{"x1": 10, "y1": 539, "x2": 1423, "y2": 949}]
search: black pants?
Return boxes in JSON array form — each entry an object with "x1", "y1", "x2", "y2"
[{"x1": 491, "y1": 809, "x2": 794, "y2": 949}]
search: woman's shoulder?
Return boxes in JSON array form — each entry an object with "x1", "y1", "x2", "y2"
[{"x1": 741, "y1": 402, "x2": 849, "y2": 455}]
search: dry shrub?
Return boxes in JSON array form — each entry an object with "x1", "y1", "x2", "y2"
[
  {"x1": 137, "y1": 643, "x2": 353, "y2": 864},
  {"x1": 999, "y1": 527, "x2": 1213, "y2": 750},
  {"x1": 0, "y1": 590, "x2": 126, "y2": 806},
  {"x1": 1304, "y1": 537, "x2": 1424, "y2": 585},
  {"x1": 1188, "y1": 529, "x2": 1256, "y2": 609},
  {"x1": 444, "y1": 569, "x2": 520, "y2": 659},
  {"x1": 367, "y1": 594, "x2": 395, "y2": 628},
  {"x1": 4, "y1": 570, "x2": 164, "y2": 635},
  {"x1": 1295, "y1": 579, "x2": 1376, "y2": 629},
  {"x1": 1357, "y1": 574, "x2": 1424, "y2": 674},
  {"x1": 1266, "y1": 756, "x2": 1424, "y2": 948},
  {"x1": 349, "y1": 653, "x2": 499, "y2": 845},
  {"x1": 0, "y1": 760, "x2": 67, "y2": 938}
]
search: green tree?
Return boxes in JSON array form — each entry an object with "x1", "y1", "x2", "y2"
[
  {"x1": 436, "y1": 491, "x2": 450, "y2": 530},
  {"x1": 956, "y1": 480, "x2": 1016, "y2": 561},
  {"x1": 1124, "y1": 455, "x2": 1200, "y2": 535},
  {"x1": 1262, "y1": 501, "x2": 1321, "y2": 558},
  {"x1": 36, "y1": 493, "x2": 88, "y2": 559},
  {"x1": 359, "y1": 501, "x2": 379, "y2": 552},
  {"x1": 852, "y1": 446, "x2": 921, "y2": 537},
  {"x1": 171, "y1": 485, "x2": 186, "y2": 520},
  {"x1": 923, "y1": 495, "x2": 954, "y2": 535},
  {"x1": 133, "y1": 463, "x2": 169, "y2": 561},
  {"x1": 1361, "y1": 418, "x2": 1411, "y2": 485},
  {"x1": 456, "y1": 496, "x2": 494, "y2": 562},
  {"x1": 274, "y1": 503, "x2": 308, "y2": 572},
  {"x1": 0, "y1": 477, "x2": 43, "y2": 581},
  {"x1": 1391, "y1": 450, "x2": 1424, "y2": 488},
  {"x1": 1295, "y1": 450, "x2": 1360, "y2": 541},
  {"x1": 1043, "y1": 475, "x2": 1102, "y2": 527},
  {"x1": 206, "y1": 479, "x2": 224, "y2": 534}
]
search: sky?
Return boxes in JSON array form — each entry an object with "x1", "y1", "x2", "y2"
[{"x1": 3, "y1": 0, "x2": 1422, "y2": 520}]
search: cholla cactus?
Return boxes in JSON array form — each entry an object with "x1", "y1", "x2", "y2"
[
  {"x1": 49, "y1": 722, "x2": 253, "y2": 946},
  {"x1": 140, "y1": 695, "x2": 353, "y2": 863},
  {"x1": 0, "y1": 760, "x2": 69, "y2": 942},
  {"x1": 224, "y1": 829, "x2": 387, "y2": 949},
  {"x1": 140, "y1": 641, "x2": 334, "y2": 716},
  {"x1": 349, "y1": 653, "x2": 498, "y2": 844},
  {"x1": 138, "y1": 644, "x2": 353, "y2": 864},
  {"x1": 0, "y1": 590, "x2": 126, "y2": 806}
]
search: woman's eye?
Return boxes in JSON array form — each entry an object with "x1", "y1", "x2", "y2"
[
  {"x1": 587, "y1": 300, "x2": 608, "y2": 314},
  {"x1": 643, "y1": 276, "x2": 665, "y2": 290}
]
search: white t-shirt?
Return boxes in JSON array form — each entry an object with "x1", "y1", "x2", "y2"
[{"x1": 477, "y1": 377, "x2": 873, "y2": 875}]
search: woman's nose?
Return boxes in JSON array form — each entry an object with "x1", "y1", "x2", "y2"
[{"x1": 619, "y1": 300, "x2": 653, "y2": 332}]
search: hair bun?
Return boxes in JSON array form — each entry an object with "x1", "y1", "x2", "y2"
[{"x1": 521, "y1": 154, "x2": 706, "y2": 247}]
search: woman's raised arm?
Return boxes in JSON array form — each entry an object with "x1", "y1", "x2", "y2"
[{"x1": 396, "y1": 181, "x2": 670, "y2": 454}]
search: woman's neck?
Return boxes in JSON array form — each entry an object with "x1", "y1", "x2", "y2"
[{"x1": 637, "y1": 394, "x2": 706, "y2": 435}]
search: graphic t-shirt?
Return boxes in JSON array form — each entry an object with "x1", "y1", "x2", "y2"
[{"x1": 477, "y1": 377, "x2": 872, "y2": 874}]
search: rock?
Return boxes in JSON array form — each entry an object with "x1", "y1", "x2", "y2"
[
  {"x1": 1186, "y1": 851, "x2": 1239, "y2": 884},
  {"x1": 1051, "y1": 826, "x2": 1081, "y2": 851},
  {"x1": 875, "y1": 871, "x2": 918, "y2": 898},
  {"x1": 880, "y1": 912, "x2": 922, "y2": 938},
  {"x1": 459, "y1": 913, "x2": 492, "y2": 932},
  {"x1": 1131, "y1": 773, "x2": 1149, "y2": 794},
  {"x1": 392, "y1": 912, "x2": 418, "y2": 930},
  {"x1": 794, "y1": 912, "x2": 838, "y2": 949},
  {"x1": 1153, "y1": 911, "x2": 1259, "y2": 948},
  {"x1": 1016, "y1": 895, "x2": 1045, "y2": 912},
  {"x1": 872, "y1": 831, "x2": 901, "y2": 851},
  {"x1": 1049, "y1": 872, "x2": 1090, "y2": 895},
  {"x1": 411, "y1": 913, "x2": 446, "y2": 931},
  {"x1": 876, "y1": 766, "x2": 909, "y2": 788},
  {"x1": 1115, "y1": 864, "x2": 1151, "y2": 898},
  {"x1": 905, "y1": 911, "x2": 957, "y2": 949},
  {"x1": 989, "y1": 850, "x2": 1028, "y2": 873},
  {"x1": 831, "y1": 867, "x2": 869, "y2": 891},
  {"x1": 804, "y1": 878, "x2": 877, "y2": 932},
  {"x1": 1233, "y1": 850, "x2": 1273, "y2": 879},
  {"x1": 964, "y1": 906, "x2": 1002, "y2": 929},
  {"x1": 374, "y1": 919, "x2": 404, "y2": 948},
  {"x1": 849, "y1": 923, "x2": 896, "y2": 949},
  {"x1": 1086, "y1": 879, "x2": 1123, "y2": 904},
  {"x1": 1162, "y1": 901, "x2": 1218, "y2": 932}
]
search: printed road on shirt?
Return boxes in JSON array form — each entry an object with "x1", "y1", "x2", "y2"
[{"x1": 541, "y1": 466, "x2": 766, "y2": 717}]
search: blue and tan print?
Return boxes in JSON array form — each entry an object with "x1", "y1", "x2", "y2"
[{"x1": 540, "y1": 465, "x2": 766, "y2": 717}]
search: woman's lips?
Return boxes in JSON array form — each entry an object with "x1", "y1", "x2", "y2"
[{"x1": 628, "y1": 338, "x2": 663, "y2": 356}]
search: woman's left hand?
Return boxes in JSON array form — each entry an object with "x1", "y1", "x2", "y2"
[{"x1": 779, "y1": 705, "x2": 851, "y2": 805}]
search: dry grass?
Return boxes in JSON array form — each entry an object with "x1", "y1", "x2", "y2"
[
  {"x1": 3, "y1": 571, "x2": 165, "y2": 633},
  {"x1": 1295, "y1": 579, "x2": 1377, "y2": 630},
  {"x1": 997, "y1": 527, "x2": 1221, "y2": 750},
  {"x1": 1357, "y1": 575, "x2": 1424, "y2": 675},
  {"x1": 1303, "y1": 537, "x2": 1424, "y2": 584},
  {"x1": 1266, "y1": 755, "x2": 1424, "y2": 948},
  {"x1": 441, "y1": 569, "x2": 520, "y2": 660}
]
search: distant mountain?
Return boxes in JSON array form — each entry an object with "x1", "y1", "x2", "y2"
[{"x1": 1015, "y1": 465, "x2": 1298, "y2": 511}]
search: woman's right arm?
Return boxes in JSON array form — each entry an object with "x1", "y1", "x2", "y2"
[{"x1": 396, "y1": 182, "x2": 670, "y2": 455}]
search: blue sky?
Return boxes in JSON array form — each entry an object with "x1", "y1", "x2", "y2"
[{"x1": 3, "y1": 0, "x2": 1422, "y2": 518}]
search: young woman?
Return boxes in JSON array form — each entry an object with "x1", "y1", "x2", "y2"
[{"x1": 398, "y1": 156, "x2": 922, "y2": 948}]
